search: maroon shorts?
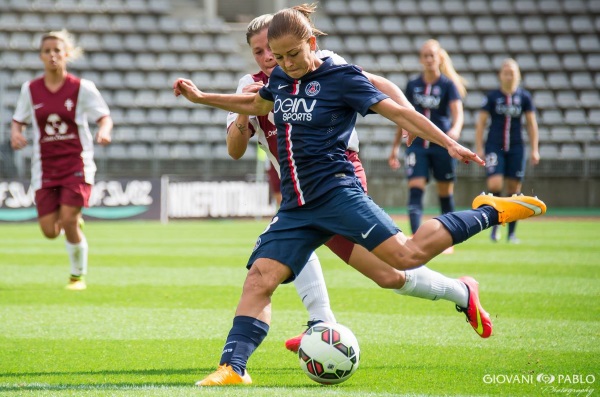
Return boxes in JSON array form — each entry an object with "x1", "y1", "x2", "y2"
[
  {"x1": 35, "y1": 183, "x2": 92, "y2": 217},
  {"x1": 324, "y1": 150, "x2": 368, "y2": 263}
]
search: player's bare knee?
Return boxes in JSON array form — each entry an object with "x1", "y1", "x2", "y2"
[
  {"x1": 39, "y1": 223, "x2": 59, "y2": 239},
  {"x1": 245, "y1": 266, "x2": 278, "y2": 296},
  {"x1": 41, "y1": 229, "x2": 59, "y2": 239}
]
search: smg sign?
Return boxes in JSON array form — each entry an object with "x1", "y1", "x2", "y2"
[{"x1": 0, "y1": 179, "x2": 160, "y2": 222}]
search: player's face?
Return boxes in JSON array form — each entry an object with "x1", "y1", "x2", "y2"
[
  {"x1": 250, "y1": 28, "x2": 277, "y2": 77},
  {"x1": 419, "y1": 44, "x2": 441, "y2": 73},
  {"x1": 270, "y1": 35, "x2": 318, "y2": 80},
  {"x1": 40, "y1": 38, "x2": 67, "y2": 72},
  {"x1": 499, "y1": 64, "x2": 518, "y2": 87}
]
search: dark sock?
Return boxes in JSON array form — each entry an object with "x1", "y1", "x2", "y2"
[
  {"x1": 435, "y1": 206, "x2": 499, "y2": 245},
  {"x1": 507, "y1": 192, "x2": 519, "y2": 237},
  {"x1": 219, "y1": 315, "x2": 269, "y2": 376},
  {"x1": 508, "y1": 221, "x2": 517, "y2": 237},
  {"x1": 408, "y1": 187, "x2": 424, "y2": 234},
  {"x1": 439, "y1": 195, "x2": 455, "y2": 214}
]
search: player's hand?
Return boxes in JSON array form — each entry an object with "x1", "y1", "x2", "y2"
[
  {"x1": 96, "y1": 129, "x2": 112, "y2": 146},
  {"x1": 388, "y1": 153, "x2": 401, "y2": 170},
  {"x1": 242, "y1": 81, "x2": 264, "y2": 94},
  {"x1": 447, "y1": 142, "x2": 485, "y2": 166},
  {"x1": 403, "y1": 129, "x2": 417, "y2": 147},
  {"x1": 530, "y1": 150, "x2": 540, "y2": 166},
  {"x1": 173, "y1": 78, "x2": 203, "y2": 103},
  {"x1": 10, "y1": 132, "x2": 27, "y2": 150}
]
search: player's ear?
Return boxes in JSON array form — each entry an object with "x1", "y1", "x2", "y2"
[{"x1": 308, "y1": 36, "x2": 317, "y2": 51}]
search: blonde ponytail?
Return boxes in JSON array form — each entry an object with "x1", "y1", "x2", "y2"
[{"x1": 438, "y1": 47, "x2": 467, "y2": 98}]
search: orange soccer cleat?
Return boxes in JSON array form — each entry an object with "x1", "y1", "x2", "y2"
[{"x1": 472, "y1": 193, "x2": 546, "y2": 225}]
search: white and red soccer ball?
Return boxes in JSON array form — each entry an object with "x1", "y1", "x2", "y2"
[{"x1": 298, "y1": 322, "x2": 360, "y2": 385}]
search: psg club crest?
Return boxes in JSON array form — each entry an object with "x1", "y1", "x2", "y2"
[{"x1": 305, "y1": 81, "x2": 321, "y2": 96}]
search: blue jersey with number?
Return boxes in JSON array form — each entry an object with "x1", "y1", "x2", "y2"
[
  {"x1": 406, "y1": 74, "x2": 461, "y2": 148},
  {"x1": 481, "y1": 87, "x2": 535, "y2": 151},
  {"x1": 259, "y1": 57, "x2": 388, "y2": 210}
]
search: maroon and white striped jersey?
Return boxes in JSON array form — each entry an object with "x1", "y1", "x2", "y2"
[{"x1": 12, "y1": 74, "x2": 110, "y2": 190}]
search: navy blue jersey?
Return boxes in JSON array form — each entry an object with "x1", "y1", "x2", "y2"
[
  {"x1": 259, "y1": 57, "x2": 388, "y2": 210},
  {"x1": 481, "y1": 87, "x2": 535, "y2": 151},
  {"x1": 405, "y1": 74, "x2": 461, "y2": 147}
]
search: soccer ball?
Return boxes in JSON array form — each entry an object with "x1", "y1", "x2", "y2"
[{"x1": 298, "y1": 322, "x2": 360, "y2": 385}]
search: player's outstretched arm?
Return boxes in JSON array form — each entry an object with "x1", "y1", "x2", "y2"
[
  {"x1": 372, "y1": 98, "x2": 484, "y2": 166},
  {"x1": 226, "y1": 81, "x2": 266, "y2": 160},
  {"x1": 173, "y1": 78, "x2": 273, "y2": 116}
]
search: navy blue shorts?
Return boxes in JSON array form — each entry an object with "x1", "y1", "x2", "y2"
[
  {"x1": 405, "y1": 143, "x2": 456, "y2": 182},
  {"x1": 247, "y1": 186, "x2": 401, "y2": 282},
  {"x1": 484, "y1": 145, "x2": 525, "y2": 180}
]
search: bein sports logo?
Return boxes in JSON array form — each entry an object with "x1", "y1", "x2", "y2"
[
  {"x1": 413, "y1": 93, "x2": 441, "y2": 109},
  {"x1": 273, "y1": 97, "x2": 316, "y2": 122}
]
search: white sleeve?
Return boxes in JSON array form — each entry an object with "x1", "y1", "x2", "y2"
[
  {"x1": 226, "y1": 74, "x2": 260, "y2": 132},
  {"x1": 12, "y1": 81, "x2": 33, "y2": 124},
  {"x1": 316, "y1": 49, "x2": 348, "y2": 65},
  {"x1": 79, "y1": 79, "x2": 110, "y2": 122}
]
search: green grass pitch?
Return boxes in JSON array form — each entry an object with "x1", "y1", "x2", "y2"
[{"x1": 1, "y1": 217, "x2": 598, "y2": 396}]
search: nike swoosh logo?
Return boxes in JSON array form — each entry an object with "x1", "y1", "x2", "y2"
[
  {"x1": 278, "y1": 84, "x2": 289, "y2": 89},
  {"x1": 476, "y1": 307, "x2": 484, "y2": 335},
  {"x1": 301, "y1": 294, "x2": 308, "y2": 303},
  {"x1": 33, "y1": 103, "x2": 44, "y2": 110},
  {"x1": 473, "y1": 216, "x2": 483, "y2": 231},
  {"x1": 361, "y1": 224, "x2": 377, "y2": 239},
  {"x1": 507, "y1": 199, "x2": 543, "y2": 215}
]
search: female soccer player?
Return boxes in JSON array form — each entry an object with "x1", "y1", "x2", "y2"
[
  {"x1": 228, "y1": 9, "x2": 497, "y2": 354},
  {"x1": 388, "y1": 39, "x2": 466, "y2": 253},
  {"x1": 475, "y1": 58, "x2": 540, "y2": 243},
  {"x1": 174, "y1": 7, "x2": 546, "y2": 386},
  {"x1": 11, "y1": 30, "x2": 113, "y2": 290}
]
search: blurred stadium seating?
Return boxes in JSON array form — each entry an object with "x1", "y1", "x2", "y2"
[{"x1": 0, "y1": 0, "x2": 598, "y2": 183}]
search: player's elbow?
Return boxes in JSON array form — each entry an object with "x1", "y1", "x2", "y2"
[{"x1": 228, "y1": 147, "x2": 246, "y2": 160}]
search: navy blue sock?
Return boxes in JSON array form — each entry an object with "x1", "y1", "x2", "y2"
[
  {"x1": 219, "y1": 315, "x2": 269, "y2": 376},
  {"x1": 439, "y1": 195, "x2": 455, "y2": 214},
  {"x1": 508, "y1": 221, "x2": 517, "y2": 236},
  {"x1": 489, "y1": 192, "x2": 502, "y2": 237},
  {"x1": 507, "y1": 192, "x2": 519, "y2": 237},
  {"x1": 435, "y1": 206, "x2": 499, "y2": 245},
  {"x1": 408, "y1": 187, "x2": 424, "y2": 234}
]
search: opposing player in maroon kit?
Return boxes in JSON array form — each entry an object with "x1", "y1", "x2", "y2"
[{"x1": 11, "y1": 29, "x2": 113, "y2": 290}]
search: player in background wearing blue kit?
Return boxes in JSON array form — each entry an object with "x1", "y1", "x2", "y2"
[
  {"x1": 174, "y1": 6, "x2": 546, "y2": 386},
  {"x1": 475, "y1": 59, "x2": 540, "y2": 243},
  {"x1": 227, "y1": 9, "x2": 496, "y2": 355},
  {"x1": 389, "y1": 39, "x2": 466, "y2": 254}
]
